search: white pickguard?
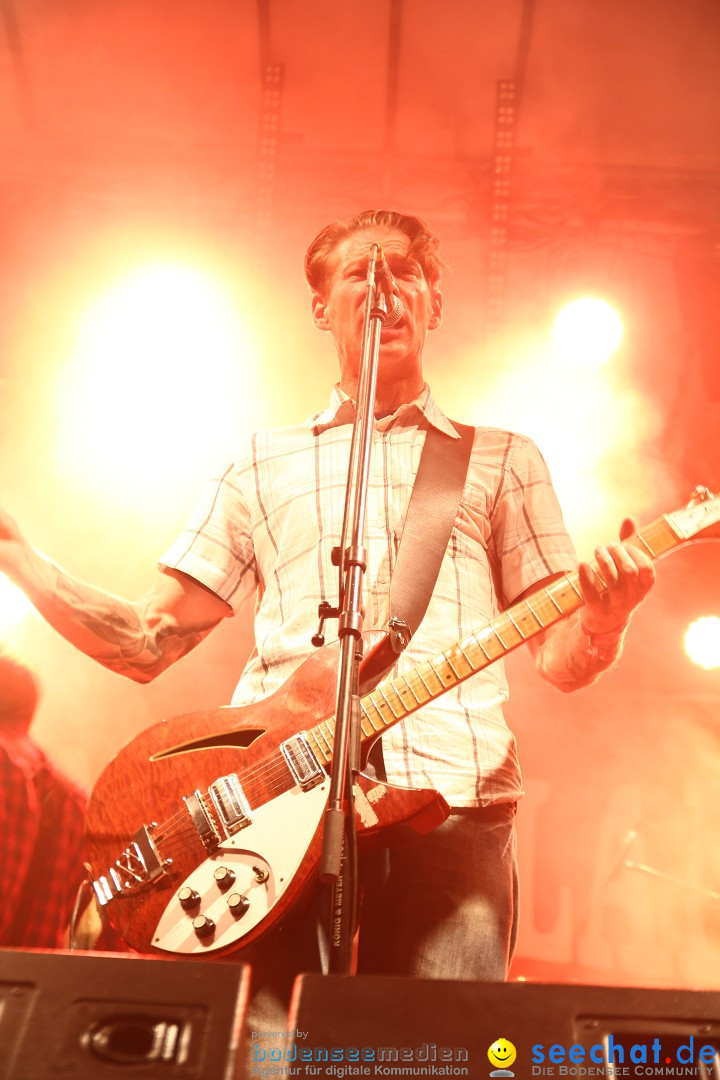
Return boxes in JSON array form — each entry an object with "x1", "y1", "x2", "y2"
[{"x1": 152, "y1": 781, "x2": 329, "y2": 955}]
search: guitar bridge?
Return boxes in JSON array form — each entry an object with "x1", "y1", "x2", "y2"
[
  {"x1": 184, "y1": 791, "x2": 222, "y2": 852},
  {"x1": 92, "y1": 823, "x2": 167, "y2": 906},
  {"x1": 280, "y1": 733, "x2": 325, "y2": 790}
]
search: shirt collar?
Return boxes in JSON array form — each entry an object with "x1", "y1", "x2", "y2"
[{"x1": 305, "y1": 383, "x2": 460, "y2": 439}]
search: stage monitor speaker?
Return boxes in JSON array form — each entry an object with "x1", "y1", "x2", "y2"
[
  {"x1": 286, "y1": 976, "x2": 720, "y2": 1078},
  {"x1": 0, "y1": 948, "x2": 250, "y2": 1080}
]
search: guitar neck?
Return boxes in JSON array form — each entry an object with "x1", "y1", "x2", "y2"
[{"x1": 306, "y1": 513, "x2": 685, "y2": 764}]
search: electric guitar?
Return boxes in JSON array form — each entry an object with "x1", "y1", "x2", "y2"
[{"x1": 84, "y1": 486, "x2": 720, "y2": 958}]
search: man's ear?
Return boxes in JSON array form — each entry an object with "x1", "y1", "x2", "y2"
[
  {"x1": 311, "y1": 292, "x2": 330, "y2": 330},
  {"x1": 428, "y1": 290, "x2": 443, "y2": 330}
]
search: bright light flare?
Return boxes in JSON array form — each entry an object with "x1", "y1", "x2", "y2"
[
  {"x1": 0, "y1": 574, "x2": 34, "y2": 635},
  {"x1": 552, "y1": 298, "x2": 624, "y2": 368},
  {"x1": 684, "y1": 616, "x2": 720, "y2": 670},
  {"x1": 454, "y1": 327, "x2": 658, "y2": 552},
  {"x1": 53, "y1": 262, "x2": 259, "y2": 508}
]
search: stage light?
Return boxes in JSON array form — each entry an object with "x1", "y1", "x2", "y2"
[
  {"x1": 0, "y1": 573, "x2": 34, "y2": 635},
  {"x1": 684, "y1": 616, "x2": 720, "y2": 670},
  {"x1": 52, "y1": 262, "x2": 258, "y2": 508},
  {"x1": 551, "y1": 297, "x2": 624, "y2": 367},
  {"x1": 459, "y1": 327, "x2": 658, "y2": 552}
]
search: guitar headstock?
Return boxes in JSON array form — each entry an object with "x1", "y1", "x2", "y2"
[{"x1": 665, "y1": 486, "x2": 720, "y2": 543}]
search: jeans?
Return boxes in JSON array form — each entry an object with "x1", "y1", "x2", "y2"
[
  {"x1": 242, "y1": 801, "x2": 518, "y2": 1049},
  {"x1": 358, "y1": 803, "x2": 518, "y2": 980}
]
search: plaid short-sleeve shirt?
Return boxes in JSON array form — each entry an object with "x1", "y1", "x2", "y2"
[{"x1": 161, "y1": 384, "x2": 577, "y2": 807}]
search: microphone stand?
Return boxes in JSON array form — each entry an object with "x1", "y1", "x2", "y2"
[{"x1": 316, "y1": 244, "x2": 390, "y2": 974}]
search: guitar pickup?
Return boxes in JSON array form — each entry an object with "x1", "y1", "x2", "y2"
[
  {"x1": 207, "y1": 775, "x2": 252, "y2": 836},
  {"x1": 280, "y1": 733, "x2": 325, "y2": 790}
]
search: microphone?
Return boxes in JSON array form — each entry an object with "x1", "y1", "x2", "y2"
[{"x1": 374, "y1": 247, "x2": 403, "y2": 326}]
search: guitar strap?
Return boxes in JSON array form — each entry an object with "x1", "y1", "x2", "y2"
[
  {"x1": 362, "y1": 419, "x2": 474, "y2": 779},
  {"x1": 386, "y1": 418, "x2": 475, "y2": 653}
]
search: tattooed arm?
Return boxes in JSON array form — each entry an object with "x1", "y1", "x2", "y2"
[
  {"x1": 0, "y1": 509, "x2": 231, "y2": 682},
  {"x1": 525, "y1": 518, "x2": 655, "y2": 692}
]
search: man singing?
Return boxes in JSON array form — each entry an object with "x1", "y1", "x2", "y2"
[{"x1": 0, "y1": 209, "x2": 654, "y2": 1016}]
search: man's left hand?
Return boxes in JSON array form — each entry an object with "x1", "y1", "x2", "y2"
[{"x1": 578, "y1": 517, "x2": 656, "y2": 636}]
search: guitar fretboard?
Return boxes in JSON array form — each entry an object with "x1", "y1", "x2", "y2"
[{"x1": 305, "y1": 514, "x2": 684, "y2": 764}]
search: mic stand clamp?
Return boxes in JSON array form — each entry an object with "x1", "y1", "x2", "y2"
[{"x1": 312, "y1": 601, "x2": 338, "y2": 648}]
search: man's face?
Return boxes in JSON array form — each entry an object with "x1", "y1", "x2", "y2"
[{"x1": 311, "y1": 225, "x2": 442, "y2": 393}]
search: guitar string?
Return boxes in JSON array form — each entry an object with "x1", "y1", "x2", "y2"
[
  {"x1": 149, "y1": 578, "x2": 585, "y2": 832},
  {"x1": 148, "y1": 749, "x2": 336, "y2": 853},
  {"x1": 149, "y1": 747, "x2": 331, "y2": 845},
  {"x1": 146, "y1": 687, "x2": 408, "y2": 847},
  {"x1": 114, "y1": 612, "x2": 551, "y2": 851},
  {"x1": 150, "y1": 764, "x2": 294, "y2": 843},
  {"x1": 137, "y1": 655, "x2": 478, "y2": 849},
  {"x1": 134, "y1": 571, "x2": 649, "y2": 853},
  {"x1": 148, "y1": 616, "x2": 504, "y2": 840},
  {"x1": 147, "y1": 695, "x2": 401, "y2": 847},
  {"x1": 112, "y1": 602, "x2": 656, "y2": 865},
  {"x1": 108, "y1": 522, "x2": 680, "y2": 870}
]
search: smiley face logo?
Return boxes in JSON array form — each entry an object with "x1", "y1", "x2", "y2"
[{"x1": 488, "y1": 1038, "x2": 517, "y2": 1074}]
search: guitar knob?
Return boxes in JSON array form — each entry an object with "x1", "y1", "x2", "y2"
[
  {"x1": 214, "y1": 866, "x2": 236, "y2": 891},
  {"x1": 178, "y1": 887, "x2": 200, "y2": 911},
  {"x1": 192, "y1": 914, "x2": 215, "y2": 939},
  {"x1": 227, "y1": 893, "x2": 250, "y2": 919}
]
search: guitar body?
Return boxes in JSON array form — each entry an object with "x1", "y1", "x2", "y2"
[{"x1": 84, "y1": 633, "x2": 449, "y2": 958}]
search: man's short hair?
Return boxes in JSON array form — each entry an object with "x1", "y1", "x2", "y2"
[
  {"x1": 304, "y1": 209, "x2": 446, "y2": 297},
  {"x1": 0, "y1": 653, "x2": 39, "y2": 733}
]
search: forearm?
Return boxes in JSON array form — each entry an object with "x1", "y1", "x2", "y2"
[
  {"x1": 5, "y1": 544, "x2": 198, "y2": 683},
  {"x1": 533, "y1": 611, "x2": 628, "y2": 692}
]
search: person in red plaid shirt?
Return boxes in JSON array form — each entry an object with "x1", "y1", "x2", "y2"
[{"x1": 0, "y1": 653, "x2": 87, "y2": 948}]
